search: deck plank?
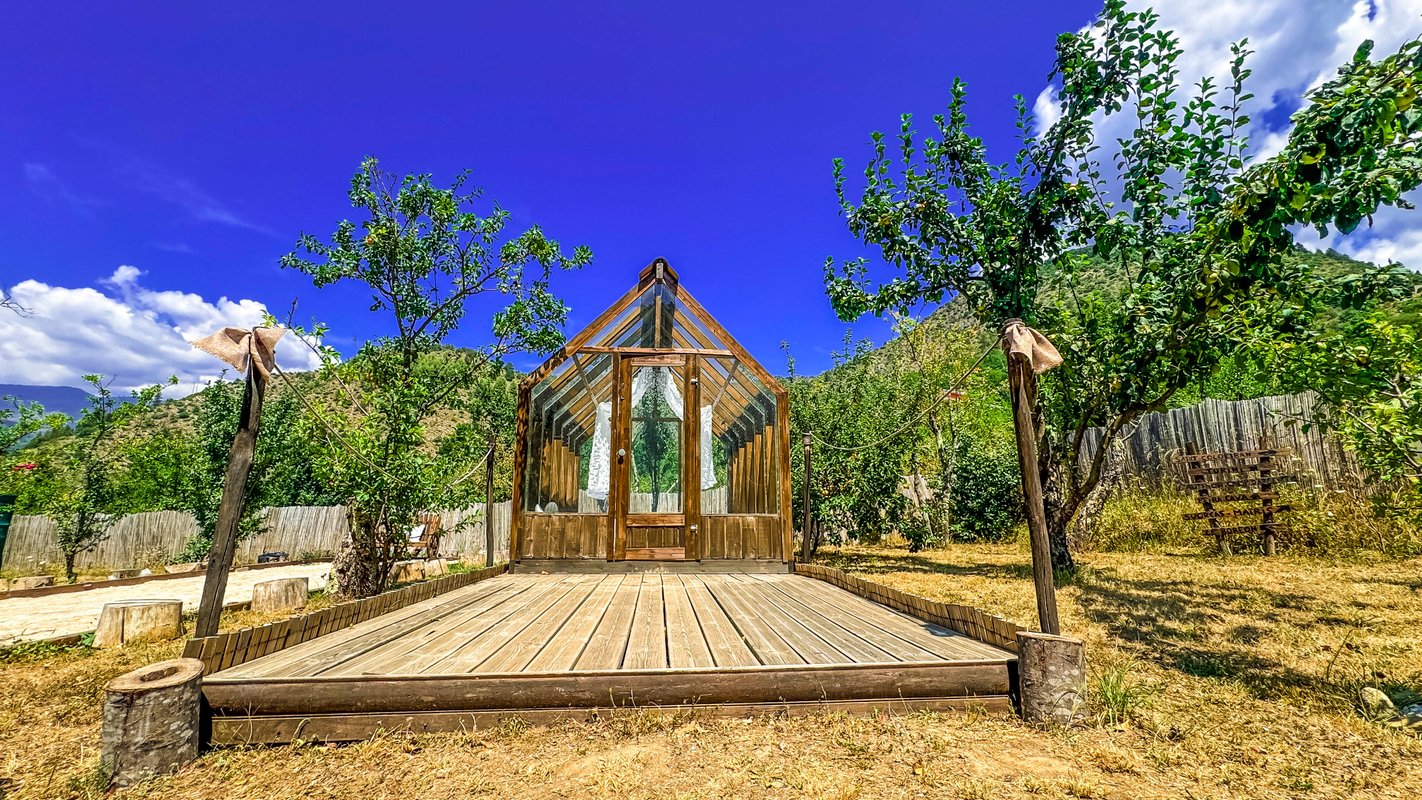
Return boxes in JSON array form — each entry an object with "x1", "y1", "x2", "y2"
[
  {"x1": 319, "y1": 576, "x2": 564, "y2": 677},
  {"x1": 219, "y1": 576, "x2": 528, "y2": 679},
  {"x1": 574, "y1": 573, "x2": 640, "y2": 670},
  {"x1": 680, "y1": 577, "x2": 758, "y2": 667},
  {"x1": 729, "y1": 575, "x2": 901, "y2": 663},
  {"x1": 757, "y1": 576, "x2": 944, "y2": 662},
  {"x1": 663, "y1": 576, "x2": 715, "y2": 668},
  {"x1": 720, "y1": 575, "x2": 853, "y2": 664},
  {"x1": 524, "y1": 575, "x2": 627, "y2": 672},
  {"x1": 623, "y1": 574, "x2": 669, "y2": 670},
  {"x1": 480, "y1": 576, "x2": 608, "y2": 673},
  {"x1": 783, "y1": 576, "x2": 1007, "y2": 661},
  {"x1": 703, "y1": 576, "x2": 806, "y2": 666},
  {"x1": 349, "y1": 576, "x2": 586, "y2": 676}
]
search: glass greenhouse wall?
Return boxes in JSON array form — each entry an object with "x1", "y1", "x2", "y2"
[{"x1": 513, "y1": 260, "x2": 789, "y2": 562}]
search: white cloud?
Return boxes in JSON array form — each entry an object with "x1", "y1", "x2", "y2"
[
  {"x1": 23, "y1": 163, "x2": 103, "y2": 213},
  {"x1": 1032, "y1": 86, "x2": 1061, "y2": 133},
  {"x1": 121, "y1": 158, "x2": 276, "y2": 237},
  {"x1": 0, "y1": 267, "x2": 323, "y2": 395},
  {"x1": 1042, "y1": 0, "x2": 1422, "y2": 267}
]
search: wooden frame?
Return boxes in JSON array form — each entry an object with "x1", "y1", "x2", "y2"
[
  {"x1": 197, "y1": 570, "x2": 1021, "y2": 743},
  {"x1": 513, "y1": 259, "x2": 792, "y2": 564}
]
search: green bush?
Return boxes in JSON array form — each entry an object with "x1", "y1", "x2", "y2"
[
  {"x1": 1083, "y1": 486, "x2": 1200, "y2": 552},
  {"x1": 948, "y1": 433, "x2": 1021, "y2": 542}
]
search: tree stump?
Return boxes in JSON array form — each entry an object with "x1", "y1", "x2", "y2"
[
  {"x1": 165, "y1": 562, "x2": 202, "y2": 574},
  {"x1": 93, "y1": 600, "x2": 184, "y2": 648},
  {"x1": 423, "y1": 558, "x2": 448, "y2": 577},
  {"x1": 109, "y1": 569, "x2": 142, "y2": 580},
  {"x1": 100, "y1": 658, "x2": 203, "y2": 788},
  {"x1": 1017, "y1": 631, "x2": 1086, "y2": 726},
  {"x1": 251, "y1": 577, "x2": 308, "y2": 612},
  {"x1": 12, "y1": 575, "x2": 54, "y2": 590},
  {"x1": 392, "y1": 560, "x2": 425, "y2": 583}
]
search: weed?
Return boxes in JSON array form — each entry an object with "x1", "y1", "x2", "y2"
[
  {"x1": 1093, "y1": 662, "x2": 1154, "y2": 726},
  {"x1": 0, "y1": 640, "x2": 90, "y2": 665}
]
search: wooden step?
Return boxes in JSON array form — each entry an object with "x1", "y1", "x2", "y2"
[{"x1": 210, "y1": 695, "x2": 1015, "y2": 744}]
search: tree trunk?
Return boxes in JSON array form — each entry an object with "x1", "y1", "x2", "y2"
[
  {"x1": 1038, "y1": 435, "x2": 1078, "y2": 575},
  {"x1": 1043, "y1": 483, "x2": 1078, "y2": 575},
  {"x1": 333, "y1": 508, "x2": 387, "y2": 598},
  {"x1": 1016, "y1": 632, "x2": 1087, "y2": 726},
  {"x1": 101, "y1": 659, "x2": 203, "y2": 788}
]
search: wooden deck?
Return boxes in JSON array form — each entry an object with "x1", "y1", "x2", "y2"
[{"x1": 205, "y1": 573, "x2": 1016, "y2": 743}]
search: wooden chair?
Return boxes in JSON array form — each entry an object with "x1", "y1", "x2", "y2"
[{"x1": 406, "y1": 514, "x2": 443, "y2": 558}]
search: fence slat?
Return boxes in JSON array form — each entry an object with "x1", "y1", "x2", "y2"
[
  {"x1": 1081, "y1": 392, "x2": 1363, "y2": 489},
  {"x1": 3, "y1": 503, "x2": 514, "y2": 571}
]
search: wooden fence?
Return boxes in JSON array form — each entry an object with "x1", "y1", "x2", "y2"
[
  {"x1": 1079, "y1": 392, "x2": 1364, "y2": 488},
  {"x1": 2, "y1": 502, "x2": 513, "y2": 572}
]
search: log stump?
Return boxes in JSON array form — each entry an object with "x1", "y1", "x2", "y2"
[
  {"x1": 392, "y1": 560, "x2": 425, "y2": 583},
  {"x1": 1017, "y1": 631, "x2": 1086, "y2": 726},
  {"x1": 93, "y1": 600, "x2": 184, "y2": 648},
  {"x1": 109, "y1": 569, "x2": 142, "y2": 580},
  {"x1": 12, "y1": 575, "x2": 55, "y2": 590},
  {"x1": 423, "y1": 558, "x2": 448, "y2": 577},
  {"x1": 100, "y1": 658, "x2": 203, "y2": 788},
  {"x1": 165, "y1": 562, "x2": 202, "y2": 574},
  {"x1": 251, "y1": 577, "x2": 308, "y2": 612}
]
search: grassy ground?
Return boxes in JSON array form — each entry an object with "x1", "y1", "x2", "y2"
[{"x1": 2, "y1": 545, "x2": 1419, "y2": 799}]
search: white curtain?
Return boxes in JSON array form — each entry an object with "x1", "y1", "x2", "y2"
[{"x1": 585, "y1": 367, "x2": 716, "y2": 499}]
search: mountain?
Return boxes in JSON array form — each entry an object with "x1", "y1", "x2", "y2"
[{"x1": 0, "y1": 384, "x2": 93, "y2": 420}]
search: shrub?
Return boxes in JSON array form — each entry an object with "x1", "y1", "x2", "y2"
[
  {"x1": 1081, "y1": 487, "x2": 1200, "y2": 552},
  {"x1": 948, "y1": 433, "x2": 1021, "y2": 542},
  {"x1": 1284, "y1": 486, "x2": 1422, "y2": 557}
]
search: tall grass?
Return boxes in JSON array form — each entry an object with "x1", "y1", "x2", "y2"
[
  {"x1": 1092, "y1": 662, "x2": 1154, "y2": 727},
  {"x1": 1079, "y1": 484, "x2": 1422, "y2": 557}
]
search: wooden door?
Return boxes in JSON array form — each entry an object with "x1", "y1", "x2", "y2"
[{"x1": 614, "y1": 355, "x2": 699, "y2": 560}]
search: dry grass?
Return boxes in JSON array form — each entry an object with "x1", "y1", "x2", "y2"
[{"x1": 2, "y1": 545, "x2": 1419, "y2": 799}]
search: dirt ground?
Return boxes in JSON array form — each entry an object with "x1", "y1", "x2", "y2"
[
  {"x1": 0, "y1": 563, "x2": 330, "y2": 644},
  {"x1": 2, "y1": 544, "x2": 1419, "y2": 800}
]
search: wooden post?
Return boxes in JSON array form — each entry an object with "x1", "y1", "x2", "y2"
[
  {"x1": 1185, "y1": 442, "x2": 1228, "y2": 555},
  {"x1": 1006, "y1": 336, "x2": 1061, "y2": 636},
  {"x1": 485, "y1": 429, "x2": 496, "y2": 567},
  {"x1": 101, "y1": 658, "x2": 204, "y2": 787},
  {"x1": 1258, "y1": 435, "x2": 1276, "y2": 556},
  {"x1": 799, "y1": 432, "x2": 813, "y2": 562},
  {"x1": 195, "y1": 365, "x2": 265, "y2": 638}
]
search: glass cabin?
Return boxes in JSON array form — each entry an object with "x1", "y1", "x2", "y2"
[{"x1": 512, "y1": 259, "x2": 791, "y2": 563}]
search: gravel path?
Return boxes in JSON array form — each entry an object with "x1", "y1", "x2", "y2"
[{"x1": 0, "y1": 563, "x2": 331, "y2": 644}]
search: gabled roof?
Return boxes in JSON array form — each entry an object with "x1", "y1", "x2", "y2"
[{"x1": 520, "y1": 258, "x2": 785, "y2": 448}]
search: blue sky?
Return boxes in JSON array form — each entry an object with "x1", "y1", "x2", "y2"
[{"x1": 2, "y1": 1, "x2": 1418, "y2": 391}]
